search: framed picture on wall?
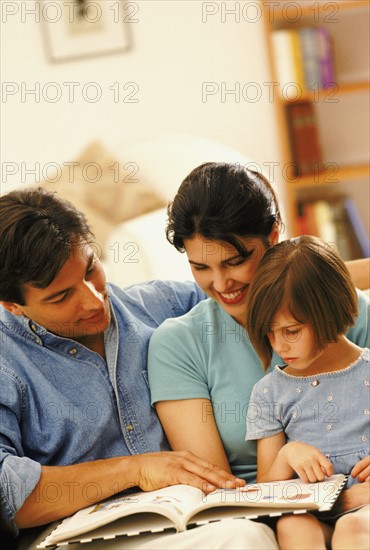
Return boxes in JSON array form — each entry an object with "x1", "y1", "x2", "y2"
[{"x1": 41, "y1": 0, "x2": 134, "y2": 62}]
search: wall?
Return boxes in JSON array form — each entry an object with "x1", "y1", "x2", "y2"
[{"x1": 1, "y1": 0, "x2": 285, "y2": 201}]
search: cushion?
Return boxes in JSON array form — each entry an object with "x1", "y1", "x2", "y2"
[{"x1": 35, "y1": 141, "x2": 166, "y2": 256}]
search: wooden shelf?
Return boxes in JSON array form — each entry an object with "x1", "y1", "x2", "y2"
[
  {"x1": 262, "y1": 0, "x2": 369, "y2": 253},
  {"x1": 281, "y1": 82, "x2": 370, "y2": 103},
  {"x1": 288, "y1": 164, "x2": 370, "y2": 190},
  {"x1": 271, "y1": 1, "x2": 369, "y2": 23}
]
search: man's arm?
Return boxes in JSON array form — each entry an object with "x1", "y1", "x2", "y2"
[
  {"x1": 346, "y1": 258, "x2": 370, "y2": 290},
  {"x1": 15, "y1": 451, "x2": 245, "y2": 528}
]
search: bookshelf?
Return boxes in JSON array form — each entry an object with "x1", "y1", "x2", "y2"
[{"x1": 262, "y1": 0, "x2": 370, "y2": 259}]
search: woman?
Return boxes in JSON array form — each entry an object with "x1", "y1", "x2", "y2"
[{"x1": 148, "y1": 163, "x2": 370, "y2": 543}]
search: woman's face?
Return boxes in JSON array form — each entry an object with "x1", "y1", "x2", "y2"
[{"x1": 184, "y1": 229, "x2": 278, "y2": 325}]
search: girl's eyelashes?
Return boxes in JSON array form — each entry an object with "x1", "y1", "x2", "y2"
[{"x1": 283, "y1": 327, "x2": 302, "y2": 339}]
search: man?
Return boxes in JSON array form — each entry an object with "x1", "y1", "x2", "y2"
[
  {"x1": 1, "y1": 188, "x2": 369, "y2": 549},
  {"x1": 0, "y1": 188, "x2": 279, "y2": 549}
]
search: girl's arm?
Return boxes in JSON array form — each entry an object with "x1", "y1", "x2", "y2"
[
  {"x1": 257, "y1": 434, "x2": 333, "y2": 483},
  {"x1": 155, "y1": 398, "x2": 234, "y2": 475}
]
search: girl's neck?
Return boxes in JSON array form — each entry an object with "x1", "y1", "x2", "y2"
[{"x1": 284, "y1": 336, "x2": 363, "y2": 377}]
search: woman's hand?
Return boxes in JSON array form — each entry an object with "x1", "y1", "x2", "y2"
[
  {"x1": 351, "y1": 455, "x2": 370, "y2": 482},
  {"x1": 280, "y1": 442, "x2": 333, "y2": 483}
]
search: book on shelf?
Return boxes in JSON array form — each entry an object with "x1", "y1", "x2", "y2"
[
  {"x1": 271, "y1": 27, "x2": 336, "y2": 93},
  {"x1": 343, "y1": 197, "x2": 370, "y2": 258},
  {"x1": 291, "y1": 29, "x2": 306, "y2": 91},
  {"x1": 271, "y1": 29, "x2": 300, "y2": 94},
  {"x1": 37, "y1": 475, "x2": 346, "y2": 547},
  {"x1": 299, "y1": 27, "x2": 322, "y2": 90},
  {"x1": 286, "y1": 101, "x2": 322, "y2": 175},
  {"x1": 316, "y1": 26, "x2": 336, "y2": 89},
  {"x1": 297, "y1": 197, "x2": 367, "y2": 260}
]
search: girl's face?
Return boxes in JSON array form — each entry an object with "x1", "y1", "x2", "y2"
[
  {"x1": 268, "y1": 306, "x2": 320, "y2": 371},
  {"x1": 184, "y1": 228, "x2": 278, "y2": 325}
]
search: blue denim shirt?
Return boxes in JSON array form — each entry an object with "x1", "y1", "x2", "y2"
[{"x1": 0, "y1": 280, "x2": 205, "y2": 534}]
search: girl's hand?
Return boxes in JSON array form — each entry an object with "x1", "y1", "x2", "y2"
[
  {"x1": 280, "y1": 442, "x2": 333, "y2": 483},
  {"x1": 351, "y1": 455, "x2": 370, "y2": 482}
]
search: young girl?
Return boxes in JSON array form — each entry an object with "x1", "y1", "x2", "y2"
[{"x1": 246, "y1": 235, "x2": 370, "y2": 549}]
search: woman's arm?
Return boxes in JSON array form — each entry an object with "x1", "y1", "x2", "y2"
[
  {"x1": 346, "y1": 258, "x2": 370, "y2": 290},
  {"x1": 155, "y1": 398, "x2": 232, "y2": 474},
  {"x1": 256, "y1": 434, "x2": 333, "y2": 483}
]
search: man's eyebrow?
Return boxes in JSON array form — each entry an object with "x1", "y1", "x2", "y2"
[{"x1": 41, "y1": 252, "x2": 95, "y2": 302}]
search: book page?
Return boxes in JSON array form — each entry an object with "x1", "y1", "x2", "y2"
[
  {"x1": 186, "y1": 474, "x2": 346, "y2": 523},
  {"x1": 37, "y1": 485, "x2": 203, "y2": 547}
]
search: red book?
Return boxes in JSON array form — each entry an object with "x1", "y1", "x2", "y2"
[{"x1": 287, "y1": 101, "x2": 323, "y2": 176}]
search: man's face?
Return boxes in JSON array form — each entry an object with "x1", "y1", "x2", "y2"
[{"x1": 5, "y1": 243, "x2": 111, "y2": 342}]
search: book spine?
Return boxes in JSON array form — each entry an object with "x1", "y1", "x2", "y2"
[
  {"x1": 291, "y1": 29, "x2": 305, "y2": 92},
  {"x1": 271, "y1": 30, "x2": 296, "y2": 92},
  {"x1": 312, "y1": 200, "x2": 337, "y2": 244},
  {"x1": 296, "y1": 202, "x2": 309, "y2": 235},
  {"x1": 303, "y1": 201, "x2": 319, "y2": 237},
  {"x1": 330, "y1": 198, "x2": 358, "y2": 261},
  {"x1": 287, "y1": 102, "x2": 322, "y2": 175},
  {"x1": 343, "y1": 197, "x2": 370, "y2": 258},
  {"x1": 317, "y1": 27, "x2": 335, "y2": 89},
  {"x1": 299, "y1": 27, "x2": 321, "y2": 90}
]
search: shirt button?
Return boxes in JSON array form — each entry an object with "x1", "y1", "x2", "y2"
[
  {"x1": 31, "y1": 324, "x2": 37, "y2": 332},
  {"x1": 127, "y1": 424, "x2": 134, "y2": 432},
  {"x1": 34, "y1": 337, "x2": 42, "y2": 345},
  {"x1": 69, "y1": 348, "x2": 78, "y2": 355}
]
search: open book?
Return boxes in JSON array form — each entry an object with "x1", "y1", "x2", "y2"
[{"x1": 37, "y1": 474, "x2": 346, "y2": 547}]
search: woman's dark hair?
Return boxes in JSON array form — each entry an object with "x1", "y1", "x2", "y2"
[
  {"x1": 166, "y1": 162, "x2": 282, "y2": 256},
  {"x1": 246, "y1": 236, "x2": 358, "y2": 370},
  {"x1": 0, "y1": 187, "x2": 94, "y2": 304}
]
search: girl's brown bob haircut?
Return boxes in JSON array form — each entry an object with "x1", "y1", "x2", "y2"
[{"x1": 246, "y1": 235, "x2": 358, "y2": 370}]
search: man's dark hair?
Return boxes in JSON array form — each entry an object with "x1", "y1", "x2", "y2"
[{"x1": 0, "y1": 187, "x2": 94, "y2": 304}]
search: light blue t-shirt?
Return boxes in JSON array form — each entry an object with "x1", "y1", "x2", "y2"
[{"x1": 148, "y1": 290, "x2": 370, "y2": 483}]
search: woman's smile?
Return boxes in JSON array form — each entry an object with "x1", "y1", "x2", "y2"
[{"x1": 216, "y1": 284, "x2": 249, "y2": 304}]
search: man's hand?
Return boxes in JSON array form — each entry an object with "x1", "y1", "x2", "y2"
[
  {"x1": 16, "y1": 451, "x2": 245, "y2": 529},
  {"x1": 135, "y1": 451, "x2": 245, "y2": 493},
  {"x1": 280, "y1": 442, "x2": 333, "y2": 483},
  {"x1": 351, "y1": 455, "x2": 370, "y2": 482}
]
